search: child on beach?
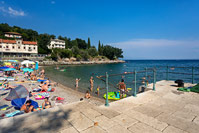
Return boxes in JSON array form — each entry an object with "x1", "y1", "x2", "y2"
[
  {"x1": 85, "y1": 90, "x2": 91, "y2": 99},
  {"x1": 97, "y1": 86, "x2": 100, "y2": 96},
  {"x1": 75, "y1": 78, "x2": 81, "y2": 89}
]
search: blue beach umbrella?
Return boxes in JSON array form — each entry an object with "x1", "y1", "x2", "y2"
[
  {"x1": 7, "y1": 60, "x2": 18, "y2": 63},
  {"x1": 35, "y1": 61, "x2": 39, "y2": 70},
  {"x1": 23, "y1": 68, "x2": 34, "y2": 72},
  {"x1": 11, "y1": 98, "x2": 39, "y2": 110},
  {"x1": 0, "y1": 66, "x2": 9, "y2": 70},
  {"x1": 4, "y1": 68, "x2": 16, "y2": 71}
]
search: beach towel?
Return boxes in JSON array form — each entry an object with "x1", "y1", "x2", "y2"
[
  {"x1": 37, "y1": 79, "x2": 47, "y2": 82},
  {"x1": 0, "y1": 105, "x2": 9, "y2": 110},
  {"x1": 5, "y1": 110, "x2": 24, "y2": 117},
  {"x1": 33, "y1": 88, "x2": 41, "y2": 92},
  {"x1": 48, "y1": 88, "x2": 55, "y2": 92},
  {"x1": 35, "y1": 95, "x2": 45, "y2": 100}
]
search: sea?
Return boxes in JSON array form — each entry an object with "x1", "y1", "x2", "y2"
[{"x1": 44, "y1": 60, "x2": 199, "y2": 98}]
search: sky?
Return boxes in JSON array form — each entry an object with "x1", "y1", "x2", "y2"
[{"x1": 0, "y1": 0, "x2": 199, "y2": 59}]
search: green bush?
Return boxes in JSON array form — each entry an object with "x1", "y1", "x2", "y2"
[
  {"x1": 88, "y1": 47, "x2": 98, "y2": 57},
  {"x1": 76, "y1": 54, "x2": 82, "y2": 61}
]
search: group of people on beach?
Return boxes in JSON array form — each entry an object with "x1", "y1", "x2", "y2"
[
  {"x1": 75, "y1": 75, "x2": 128, "y2": 99},
  {"x1": 20, "y1": 97, "x2": 52, "y2": 113}
]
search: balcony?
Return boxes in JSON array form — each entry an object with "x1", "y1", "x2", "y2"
[{"x1": 28, "y1": 49, "x2": 32, "y2": 51}]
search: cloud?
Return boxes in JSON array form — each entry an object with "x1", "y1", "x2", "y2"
[
  {"x1": 1, "y1": 1, "x2": 4, "y2": 4},
  {"x1": 0, "y1": 6, "x2": 26, "y2": 16},
  {"x1": 108, "y1": 39, "x2": 199, "y2": 59},
  {"x1": 110, "y1": 39, "x2": 199, "y2": 48},
  {"x1": 51, "y1": 1, "x2": 55, "y2": 4}
]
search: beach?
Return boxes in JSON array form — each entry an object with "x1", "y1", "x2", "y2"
[{"x1": 0, "y1": 68, "x2": 104, "y2": 119}]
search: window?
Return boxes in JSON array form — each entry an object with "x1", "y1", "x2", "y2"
[
  {"x1": 6, "y1": 46, "x2": 8, "y2": 48},
  {"x1": 18, "y1": 46, "x2": 20, "y2": 49},
  {"x1": 0, "y1": 45, "x2": 2, "y2": 48},
  {"x1": 12, "y1": 46, "x2": 15, "y2": 49},
  {"x1": 33, "y1": 47, "x2": 35, "y2": 50},
  {"x1": 24, "y1": 47, "x2": 26, "y2": 49}
]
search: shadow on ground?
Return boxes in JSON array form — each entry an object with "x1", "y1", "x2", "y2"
[{"x1": 1, "y1": 107, "x2": 72, "y2": 133}]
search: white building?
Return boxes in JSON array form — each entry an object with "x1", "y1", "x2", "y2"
[
  {"x1": 48, "y1": 39, "x2": 65, "y2": 49},
  {"x1": 0, "y1": 39, "x2": 38, "y2": 56},
  {"x1": 4, "y1": 32, "x2": 22, "y2": 39}
]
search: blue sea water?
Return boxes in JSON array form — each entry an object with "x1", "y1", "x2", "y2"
[{"x1": 44, "y1": 60, "x2": 199, "y2": 98}]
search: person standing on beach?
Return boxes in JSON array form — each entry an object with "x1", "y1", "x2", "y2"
[
  {"x1": 90, "y1": 76, "x2": 94, "y2": 91},
  {"x1": 75, "y1": 78, "x2": 81, "y2": 89}
]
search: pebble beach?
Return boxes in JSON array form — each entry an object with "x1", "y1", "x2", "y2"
[{"x1": 0, "y1": 65, "x2": 104, "y2": 119}]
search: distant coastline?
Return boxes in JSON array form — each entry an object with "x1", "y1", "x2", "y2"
[{"x1": 39, "y1": 60, "x2": 125, "y2": 66}]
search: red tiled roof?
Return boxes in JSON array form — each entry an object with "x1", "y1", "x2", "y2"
[
  {"x1": 0, "y1": 39, "x2": 37, "y2": 45},
  {"x1": 0, "y1": 39, "x2": 16, "y2": 44},
  {"x1": 23, "y1": 41, "x2": 37, "y2": 45},
  {"x1": 5, "y1": 32, "x2": 21, "y2": 35}
]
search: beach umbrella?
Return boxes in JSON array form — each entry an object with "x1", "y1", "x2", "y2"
[
  {"x1": 35, "y1": 61, "x2": 39, "y2": 70},
  {"x1": 21, "y1": 60, "x2": 35, "y2": 65},
  {"x1": 7, "y1": 60, "x2": 18, "y2": 63},
  {"x1": 23, "y1": 68, "x2": 34, "y2": 72},
  {"x1": 4, "y1": 68, "x2": 16, "y2": 71},
  {"x1": 4, "y1": 62, "x2": 11, "y2": 66},
  {"x1": 11, "y1": 98, "x2": 39, "y2": 110},
  {"x1": 0, "y1": 66, "x2": 9, "y2": 70}
]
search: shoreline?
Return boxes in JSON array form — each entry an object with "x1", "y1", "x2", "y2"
[
  {"x1": 39, "y1": 60, "x2": 125, "y2": 66},
  {"x1": 50, "y1": 78, "x2": 105, "y2": 106}
]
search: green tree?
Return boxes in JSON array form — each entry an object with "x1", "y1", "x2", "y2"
[
  {"x1": 80, "y1": 50, "x2": 89, "y2": 60},
  {"x1": 72, "y1": 46, "x2": 80, "y2": 57},
  {"x1": 102, "y1": 45, "x2": 123, "y2": 60},
  {"x1": 76, "y1": 38, "x2": 87, "y2": 49},
  {"x1": 98, "y1": 40, "x2": 101, "y2": 55},
  {"x1": 37, "y1": 34, "x2": 51, "y2": 54},
  {"x1": 87, "y1": 37, "x2": 91, "y2": 49},
  {"x1": 88, "y1": 47, "x2": 98, "y2": 57}
]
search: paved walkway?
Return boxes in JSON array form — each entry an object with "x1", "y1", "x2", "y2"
[{"x1": 1, "y1": 80, "x2": 199, "y2": 133}]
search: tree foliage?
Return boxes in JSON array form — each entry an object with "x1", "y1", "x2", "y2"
[{"x1": 0, "y1": 23, "x2": 123, "y2": 60}]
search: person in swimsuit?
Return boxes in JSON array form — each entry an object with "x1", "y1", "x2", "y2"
[
  {"x1": 118, "y1": 79, "x2": 127, "y2": 98},
  {"x1": 75, "y1": 78, "x2": 81, "y2": 89},
  {"x1": 85, "y1": 90, "x2": 91, "y2": 99},
  {"x1": 90, "y1": 76, "x2": 94, "y2": 91},
  {"x1": 42, "y1": 97, "x2": 51, "y2": 109},
  {"x1": 20, "y1": 100, "x2": 37, "y2": 113}
]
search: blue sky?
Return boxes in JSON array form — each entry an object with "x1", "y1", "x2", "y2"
[{"x1": 0, "y1": 0, "x2": 199, "y2": 59}]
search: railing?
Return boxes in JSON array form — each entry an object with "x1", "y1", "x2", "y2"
[
  {"x1": 0, "y1": 54, "x2": 47, "y2": 58},
  {"x1": 98, "y1": 65, "x2": 199, "y2": 106},
  {"x1": 155, "y1": 66, "x2": 199, "y2": 84},
  {"x1": 97, "y1": 68, "x2": 156, "y2": 106}
]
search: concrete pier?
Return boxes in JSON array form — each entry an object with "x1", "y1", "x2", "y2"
[{"x1": 1, "y1": 80, "x2": 199, "y2": 133}]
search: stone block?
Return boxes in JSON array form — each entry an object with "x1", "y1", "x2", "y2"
[
  {"x1": 128, "y1": 122, "x2": 161, "y2": 133},
  {"x1": 81, "y1": 126, "x2": 106, "y2": 133},
  {"x1": 163, "y1": 126, "x2": 188, "y2": 133},
  {"x1": 107, "y1": 124, "x2": 131, "y2": 133},
  {"x1": 111, "y1": 114, "x2": 138, "y2": 128},
  {"x1": 68, "y1": 111, "x2": 94, "y2": 132},
  {"x1": 94, "y1": 115, "x2": 117, "y2": 130}
]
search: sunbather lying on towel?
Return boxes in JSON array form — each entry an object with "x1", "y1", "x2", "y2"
[{"x1": 20, "y1": 100, "x2": 37, "y2": 113}]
